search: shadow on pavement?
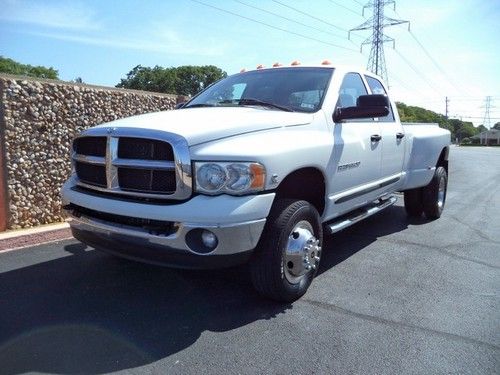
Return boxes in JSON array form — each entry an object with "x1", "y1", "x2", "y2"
[
  {"x1": 319, "y1": 204, "x2": 428, "y2": 274},
  {"x1": 0, "y1": 205, "x2": 426, "y2": 374}
]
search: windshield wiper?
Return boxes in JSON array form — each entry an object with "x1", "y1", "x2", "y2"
[
  {"x1": 236, "y1": 98, "x2": 294, "y2": 112},
  {"x1": 183, "y1": 103, "x2": 216, "y2": 109}
]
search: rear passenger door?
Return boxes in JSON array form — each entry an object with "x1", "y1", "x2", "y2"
[{"x1": 365, "y1": 75, "x2": 406, "y2": 184}]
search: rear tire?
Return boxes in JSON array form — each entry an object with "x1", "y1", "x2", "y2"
[
  {"x1": 404, "y1": 188, "x2": 423, "y2": 217},
  {"x1": 422, "y1": 166, "x2": 448, "y2": 219},
  {"x1": 250, "y1": 199, "x2": 322, "y2": 302}
]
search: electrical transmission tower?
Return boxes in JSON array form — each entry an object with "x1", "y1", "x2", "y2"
[
  {"x1": 481, "y1": 96, "x2": 493, "y2": 129},
  {"x1": 349, "y1": 0, "x2": 409, "y2": 84}
]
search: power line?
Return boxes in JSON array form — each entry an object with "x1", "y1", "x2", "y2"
[
  {"x1": 232, "y1": 0, "x2": 347, "y2": 40},
  {"x1": 408, "y1": 30, "x2": 464, "y2": 93},
  {"x1": 327, "y1": 0, "x2": 364, "y2": 17},
  {"x1": 350, "y1": 0, "x2": 366, "y2": 6},
  {"x1": 391, "y1": 8, "x2": 469, "y2": 95},
  {"x1": 271, "y1": 0, "x2": 365, "y2": 39},
  {"x1": 458, "y1": 116, "x2": 500, "y2": 120},
  {"x1": 392, "y1": 49, "x2": 444, "y2": 97},
  {"x1": 189, "y1": 0, "x2": 358, "y2": 52}
]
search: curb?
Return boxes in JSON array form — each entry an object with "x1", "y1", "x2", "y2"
[{"x1": 0, "y1": 222, "x2": 73, "y2": 253}]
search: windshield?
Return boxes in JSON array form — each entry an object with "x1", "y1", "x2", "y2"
[{"x1": 185, "y1": 67, "x2": 334, "y2": 113}]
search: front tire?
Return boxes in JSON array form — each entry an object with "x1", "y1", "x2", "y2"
[
  {"x1": 422, "y1": 166, "x2": 448, "y2": 219},
  {"x1": 250, "y1": 199, "x2": 323, "y2": 302}
]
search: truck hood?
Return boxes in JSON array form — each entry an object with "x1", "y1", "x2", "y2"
[{"x1": 94, "y1": 107, "x2": 313, "y2": 145}]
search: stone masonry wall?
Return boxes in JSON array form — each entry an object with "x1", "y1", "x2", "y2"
[{"x1": 0, "y1": 74, "x2": 179, "y2": 229}]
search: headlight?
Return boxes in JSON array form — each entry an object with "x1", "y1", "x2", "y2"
[{"x1": 195, "y1": 162, "x2": 266, "y2": 195}]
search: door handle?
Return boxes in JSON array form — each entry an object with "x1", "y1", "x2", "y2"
[
  {"x1": 396, "y1": 132, "x2": 405, "y2": 139},
  {"x1": 371, "y1": 134, "x2": 382, "y2": 142}
]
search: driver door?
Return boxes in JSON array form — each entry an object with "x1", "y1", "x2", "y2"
[{"x1": 328, "y1": 73, "x2": 382, "y2": 215}]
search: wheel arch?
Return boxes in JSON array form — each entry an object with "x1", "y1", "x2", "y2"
[
  {"x1": 436, "y1": 146, "x2": 449, "y2": 172},
  {"x1": 274, "y1": 167, "x2": 326, "y2": 216}
]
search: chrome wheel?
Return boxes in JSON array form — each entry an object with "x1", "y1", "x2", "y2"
[
  {"x1": 283, "y1": 220, "x2": 321, "y2": 284},
  {"x1": 437, "y1": 175, "x2": 446, "y2": 209}
]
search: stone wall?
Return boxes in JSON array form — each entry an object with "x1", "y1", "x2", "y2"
[{"x1": 0, "y1": 74, "x2": 179, "y2": 230}]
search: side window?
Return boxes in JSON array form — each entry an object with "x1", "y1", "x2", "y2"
[
  {"x1": 365, "y1": 76, "x2": 395, "y2": 122},
  {"x1": 336, "y1": 73, "x2": 372, "y2": 122}
]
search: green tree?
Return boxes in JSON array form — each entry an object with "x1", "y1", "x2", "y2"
[
  {"x1": 0, "y1": 56, "x2": 58, "y2": 79},
  {"x1": 476, "y1": 125, "x2": 488, "y2": 133},
  {"x1": 492, "y1": 122, "x2": 500, "y2": 130},
  {"x1": 117, "y1": 65, "x2": 227, "y2": 96},
  {"x1": 395, "y1": 102, "x2": 481, "y2": 142}
]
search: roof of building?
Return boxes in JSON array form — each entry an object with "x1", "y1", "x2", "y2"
[{"x1": 471, "y1": 129, "x2": 500, "y2": 139}]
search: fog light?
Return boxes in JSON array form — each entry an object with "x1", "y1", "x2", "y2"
[
  {"x1": 186, "y1": 228, "x2": 219, "y2": 254},
  {"x1": 201, "y1": 230, "x2": 218, "y2": 250}
]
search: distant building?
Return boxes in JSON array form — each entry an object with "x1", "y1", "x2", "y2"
[{"x1": 471, "y1": 129, "x2": 500, "y2": 145}]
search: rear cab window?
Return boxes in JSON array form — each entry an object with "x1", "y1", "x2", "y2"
[{"x1": 364, "y1": 75, "x2": 395, "y2": 122}]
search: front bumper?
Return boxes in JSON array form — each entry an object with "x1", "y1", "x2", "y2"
[
  {"x1": 62, "y1": 179, "x2": 275, "y2": 268},
  {"x1": 69, "y1": 216, "x2": 264, "y2": 269}
]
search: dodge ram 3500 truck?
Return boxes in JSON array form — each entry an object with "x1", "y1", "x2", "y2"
[{"x1": 62, "y1": 64, "x2": 450, "y2": 301}]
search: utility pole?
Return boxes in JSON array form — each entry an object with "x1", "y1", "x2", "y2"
[
  {"x1": 481, "y1": 96, "x2": 492, "y2": 129},
  {"x1": 445, "y1": 96, "x2": 449, "y2": 119},
  {"x1": 349, "y1": 0, "x2": 409, "y2": 85}
]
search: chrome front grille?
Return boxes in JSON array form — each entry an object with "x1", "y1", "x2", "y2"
[{"x1": 72, "y1": 128, "x2": 192, "y2": 200}]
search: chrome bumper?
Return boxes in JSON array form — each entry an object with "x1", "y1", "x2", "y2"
[{"x1": 66, "y1": 210, "x2": 266, "y2": 268}]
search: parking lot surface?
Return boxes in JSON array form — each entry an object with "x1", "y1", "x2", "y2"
[{"x1": 0, "y1": 146, "x2": 498, "y2": 374}]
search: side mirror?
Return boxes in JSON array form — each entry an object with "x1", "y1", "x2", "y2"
[
  {"x1": 175, "y1": 102, "x2": 186, "y2": 109},
  {"x1": 333, "y1": 94, "x2": 389, "y2": 122}
]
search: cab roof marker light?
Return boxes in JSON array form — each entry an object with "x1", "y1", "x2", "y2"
[
  {"x1": 272, "y1": 62, "x2": 282, "y2": 67},
  {"x1": 256, "y1": 64, "x2": 265, "y2": 69},
  {"x1": 321, "y1": 60, "x2": 332, "y2": 65},
  {"x1": 291, "y1": 60, "x2": 301, "y2": 66},
  {"x1": 240, "y1": 68, "x2": 246, "y2": 73}
]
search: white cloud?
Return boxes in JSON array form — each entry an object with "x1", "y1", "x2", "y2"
[
  {"x1": 24, "y1": 30, "x2": 227, "y2": 57},
  {"x1": 0, "y1": 0, "x2": 100, "y2": 30}
]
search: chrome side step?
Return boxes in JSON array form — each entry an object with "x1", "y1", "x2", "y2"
[{"x1": 327, "y1": 196, "x2": 397, "y2": 234}]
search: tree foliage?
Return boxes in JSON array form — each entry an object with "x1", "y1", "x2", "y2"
[
  {"x1": 476, "y1": 125, "x2": 488, "y2": 133},
  {"x1": 116, "y1": 65, "x2": 227, "y2": 96},
  {"x1": 396, "y1": 102, "x2": 481, "y2": 142},
  {"x1": 0, "y1": 56, "x2": 58, "y2": 79},
  {"x1": 492, "y1": 122, "x2": 500, "y2": 130}
]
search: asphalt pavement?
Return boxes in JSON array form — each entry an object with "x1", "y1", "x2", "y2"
[{"x1": 0, "y1": 146, "x2": 498, "y2": 374}]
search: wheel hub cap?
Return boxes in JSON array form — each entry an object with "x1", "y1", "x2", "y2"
[
  {"x1": 437, "y1": 176, "x2": 446, "y2": 208},
  {"x1": 284, "y1": 221, "x2": 321, "y2": 284}
]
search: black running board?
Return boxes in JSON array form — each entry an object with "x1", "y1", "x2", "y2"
[{"x1": 326, "y1": 196, "x2": 397, "y2": 234}]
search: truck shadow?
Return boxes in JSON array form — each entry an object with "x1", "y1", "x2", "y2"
[
  {"x1": 0, "y1": 205, "x2": 425, "y2": 374},
  {"x1": 318, "y1": 204, "x2": 428, "y2": 274}
]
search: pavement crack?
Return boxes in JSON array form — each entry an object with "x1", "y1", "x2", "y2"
[
  {"x1": 347, "y1": 234, "x2": 500, "y2": 270},
  {"x1": 448, "y1": 216, "x2": 500, "y2": 245},
  {"x1": 301, "y1": 298, "x2": 500, "y2": 352},
  {"x1": 382, "y1": 237, "x2": 500, "y2": 269}
]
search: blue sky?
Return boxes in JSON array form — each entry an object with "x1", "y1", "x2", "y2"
[{"x1": 1, "y1": 0, "x2": 499, "y2": 126}]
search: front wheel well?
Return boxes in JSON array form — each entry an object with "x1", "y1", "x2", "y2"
[{"x1": 274, "y1": 168, "x2": 326, "y2": 216}]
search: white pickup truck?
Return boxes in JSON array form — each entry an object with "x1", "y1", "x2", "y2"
[{"x1": 62, "y1": 64, "x2": 450, "y2": 301}]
